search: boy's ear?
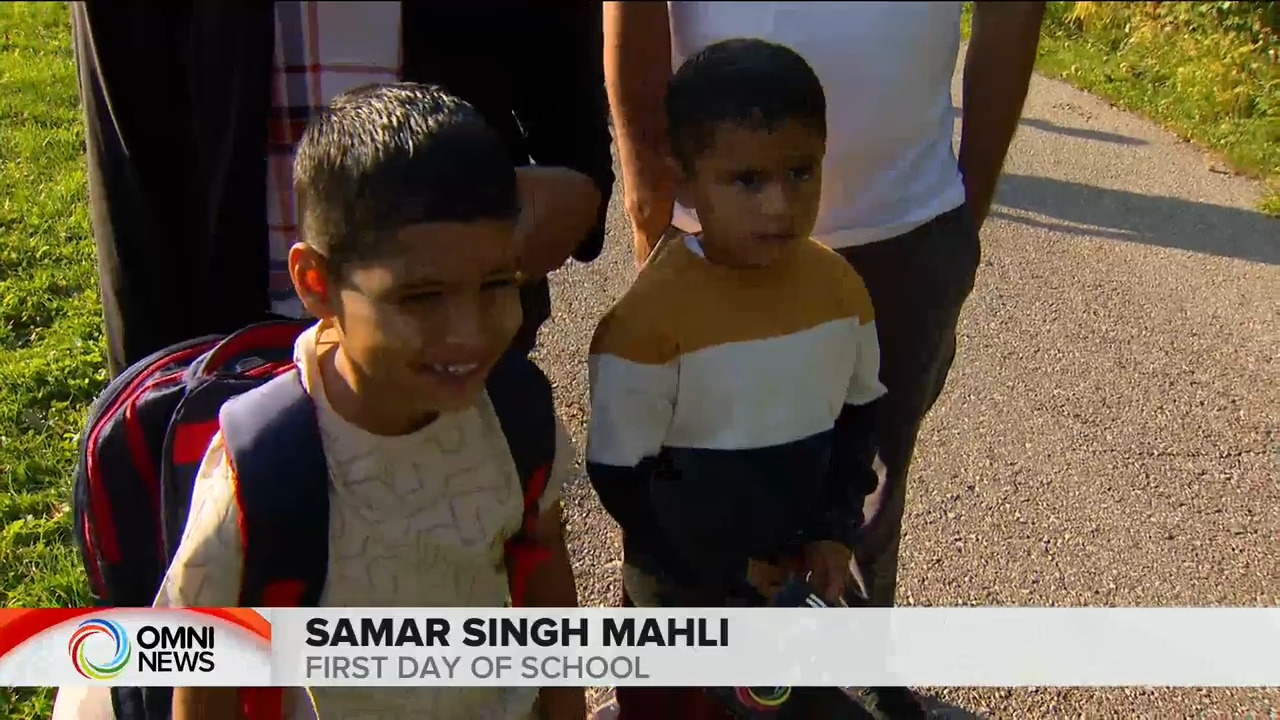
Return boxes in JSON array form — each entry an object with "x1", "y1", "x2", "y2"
[{"x1": 288, "y1": 243, "x2": 338, "y2": 320}]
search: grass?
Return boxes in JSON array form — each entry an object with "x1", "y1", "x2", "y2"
[
  {"x1": 964, "y1": 1, "x2": 1279, "y2": 216},
  {"x1": 0, "y1": 2, "x2": 1274, "y2": 718},
  {"x1": 0, "y1": 2, "x2": 103, "y2": 716}
]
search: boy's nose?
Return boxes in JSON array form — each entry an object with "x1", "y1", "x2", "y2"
[{"x1": 443, "y1": 299, "x2": 486, "y2": 344}]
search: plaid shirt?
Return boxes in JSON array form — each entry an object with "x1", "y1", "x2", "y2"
[{"x1": 267, "y1": 2, "x2": 402, "y2": 317}]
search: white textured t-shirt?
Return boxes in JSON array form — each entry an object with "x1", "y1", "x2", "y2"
[
  {"x1": 152, "y1": 320, "x2": 573, "y2": 719},
  {"x1": 668, "y1": 1, "x2": 967, "y2": 248}
]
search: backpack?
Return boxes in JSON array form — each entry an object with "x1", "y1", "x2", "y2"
[{"x1": 71, "y1": 318, "x2": 558, "y2": 719}]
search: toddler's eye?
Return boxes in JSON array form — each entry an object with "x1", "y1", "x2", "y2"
[
  {"x1": 789, "y1": 164, "x2": 816, "y2": 182},
  {"x1": 732, "y1": 170, "x2": 763, "y2": 189},
  {"x1": 402, "y1": 290, "x2": 443, "y2": 306}
]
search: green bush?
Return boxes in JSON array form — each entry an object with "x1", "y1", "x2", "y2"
[{"x1": 1034, "y1": 1, "x2": 1279, "y2": 215}]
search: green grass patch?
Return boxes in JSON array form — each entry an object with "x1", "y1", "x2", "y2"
[
  {"x1": 965, "y1": 1, "x2": 1279, "y2": 216},
  {"x1": 0, "y1": 2, "x2": 102, "y2": 716}
]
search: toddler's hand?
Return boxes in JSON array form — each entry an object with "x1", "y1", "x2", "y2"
[
  {"x1": 802, "y1": 541, "x2": 853, "y2": 604},
  {"x1": 745, "y1": 558, "x2": 787, "y2": 600}
]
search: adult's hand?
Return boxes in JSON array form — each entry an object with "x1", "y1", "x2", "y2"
[
  {"x1": 620, "y1": 152, "x2": 676, "y2": 268},
  {"x1": 959, "y1": 1, "x2": 1046, "y2": 231},
  {"x1": 514, "y1": 166, "x2": 602, "y2": 280}
]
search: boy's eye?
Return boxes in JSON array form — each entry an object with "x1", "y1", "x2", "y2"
[
  {"x1": 732, "y1": 170, "x2": 764, "y2": 189},
  {"x1": 397, "y1": 276, "x2": 518, "y2": 305},
  {"x1": 790, "y1": 164, "x2": 816, "y2": 182},
  {"x1": 481, "y1": 277, "x2": 520, "y2": 292}
]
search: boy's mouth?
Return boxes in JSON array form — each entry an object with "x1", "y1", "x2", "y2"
[
  {"x1": 418, "y1": 360, "x2": 488, "y2": 394},
  {"x1": 754, "y1": 232, "x2": 796, "y2": 245},
  {"x1": 425, "y1": 362, "x2": 481, "y2": 379},
  {"x1": 428, "y1": 362, "x2": 479, "y2": 376}
]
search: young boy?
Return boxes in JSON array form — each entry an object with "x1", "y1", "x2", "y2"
[
  {"x1": 158, "y1": 83, "x2": 585, "y2": 720},
  {"x1": 586, "y1": 37, "x2": 886, "y2": 714}
]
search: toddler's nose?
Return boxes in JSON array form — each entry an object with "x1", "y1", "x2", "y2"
[{"x1": 758, "y1": 181, "x2": 788, "y2": 216}]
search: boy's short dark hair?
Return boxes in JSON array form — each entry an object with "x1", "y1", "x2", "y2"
[
  {"x1": 294, "y1": 82, "x2": 519, "y2": 274},
  {"x1": 666, "y1": 38, "x2": 827, "y2": 171}
]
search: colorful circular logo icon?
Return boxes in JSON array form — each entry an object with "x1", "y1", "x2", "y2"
[
  {"x1": 68, "y1": 618, "x2": 131, "y2": 680},
  {"x1": 736, "y1": 686, "x2": 792, "y2": 710}
]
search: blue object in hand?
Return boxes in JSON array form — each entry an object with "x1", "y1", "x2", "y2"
[
  {"x1": 708, "y1": 576, "x2": 830, "y2": 718},
  {"x1": 769, "y1": 575, "x2": 830, "y2": 609}
]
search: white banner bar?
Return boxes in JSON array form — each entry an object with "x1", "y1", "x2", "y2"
[
  {"x1": 4, "y1": 607, "x2": 1277, "y2": 687},
  {"x1": 274, "y1": 608, "x2": 1280, "y2": 688}
]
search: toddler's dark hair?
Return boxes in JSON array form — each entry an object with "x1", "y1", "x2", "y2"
[
  {"x1": 667, "y1": 38, "x2": 827, "y2": 171},
  {"x1": 294, "y1": 82, "x2": 519, "y2": 273}
]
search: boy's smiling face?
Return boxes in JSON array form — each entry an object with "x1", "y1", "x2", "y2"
[
  {"x1": 311, "y1": 218, "x2": 523, "y2": 425},
  {"x1": 678, "y1": 119, "x2": 825, "y2": 268}
]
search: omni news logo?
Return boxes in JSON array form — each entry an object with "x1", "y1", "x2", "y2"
[
  {"x1": 68, "y1": 618, "x2": 217, "y2": 678},
  {"x1": 68, "y1": 619, "x2": 130, "y2": 680}
]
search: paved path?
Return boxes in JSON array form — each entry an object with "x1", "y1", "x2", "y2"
[{"x1": 536, "y1": 59, "x2": 1279, "y2": 718}]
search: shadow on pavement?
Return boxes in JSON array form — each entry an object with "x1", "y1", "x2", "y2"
[
  {"x1": 951, "y1": 106, "x2": 1147, "y2": 146},
  {"x1": 1019, "y1": 117, "x2": 1147, "y2": 147},
  {"x1": 918, "y1": 692, "x2": 989, "y2": 719},
  {"x1": 992, "y1": 173, "x2": 1279, "y2": 265}
]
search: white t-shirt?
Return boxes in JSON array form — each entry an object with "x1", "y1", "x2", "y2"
[{"x1": 668, "y1": 1, "x2": 967, "y2": 249}]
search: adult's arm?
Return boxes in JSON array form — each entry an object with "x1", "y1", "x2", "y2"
[
  {"x1": 603, "y1": 1, "x2": 676, "y2": 266},
  {"x1": 513, "y1": 1, "x2": 616, "y2": 267},
  {"x1": 959, "y1": 1, "x2": 1047, "y2": 231}
]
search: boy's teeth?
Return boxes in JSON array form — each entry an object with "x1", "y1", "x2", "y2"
[{"x1": 432, "y1": 363, "x2": 478, "y2": 375}]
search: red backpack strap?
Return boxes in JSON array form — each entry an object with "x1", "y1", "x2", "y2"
[
  {"x1": 485, "y1": 347, "x2": 558, "y2": 606},
  {"x1": 505, "y1": 462, "x2": 555, "y2": 606},
  {"x1": 221, "y1": 368, "x2": 330, "y2": 720}
]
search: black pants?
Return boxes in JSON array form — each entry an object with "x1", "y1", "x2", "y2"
[
  {"x1": 71, "y1": 3, "x2": 276, "y2": 378},
  {"x1": 837, "y1": 204, "x2": 981, "y2": 607}
]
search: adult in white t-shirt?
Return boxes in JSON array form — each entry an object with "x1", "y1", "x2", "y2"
[{"x1": 604, "y1": 2, "x2": 1044, "y2": 717}]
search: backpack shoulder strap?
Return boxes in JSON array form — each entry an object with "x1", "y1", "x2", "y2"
[
  {"x1": 219, "y1": 367, "x2": 330, "y2": 608},
  {"x1": 486, "y1": 348, "x2": 558, "y2": 606}
]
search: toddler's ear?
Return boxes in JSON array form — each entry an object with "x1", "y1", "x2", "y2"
[
  {"x1": 670, "y1": 154, "x2": 695, "y2": 210},
  {"x1": 288, "y1": 243, "x2": 336, "y2": 319}
]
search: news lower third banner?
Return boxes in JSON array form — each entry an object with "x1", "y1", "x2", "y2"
[{"x1": 0, "y1": 607, "x2": 1276, "y2": 688}]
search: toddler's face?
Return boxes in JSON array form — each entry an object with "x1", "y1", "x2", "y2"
[
  {"x1": 679, "y1": 119, "x2": 825, "y2": 268},
  {"x1": 334, "y1": 219, "x2": 523, "y2": 416}
]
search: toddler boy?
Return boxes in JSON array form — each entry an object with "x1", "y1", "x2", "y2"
[{"x1": 586, "y1": 39, "x2": 886, "y2": 715}]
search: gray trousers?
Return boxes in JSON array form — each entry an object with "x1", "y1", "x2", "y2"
[{"x1": 837, "y1": 203, "x2": 981, "y2": 607}]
